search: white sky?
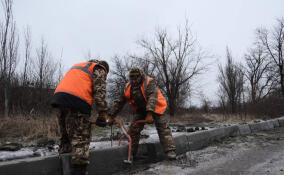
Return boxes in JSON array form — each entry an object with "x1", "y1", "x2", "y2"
[{"x1": 10, "y1": 0, "x2": 284, "y2": 105}]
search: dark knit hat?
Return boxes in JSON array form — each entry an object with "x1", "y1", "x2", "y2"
[
  {"x1": 98, "y1": 60, "x2": 109, "y2": 73},
  {"x1": 129, "y1": 67, "x2": 142, "y2": 76}
]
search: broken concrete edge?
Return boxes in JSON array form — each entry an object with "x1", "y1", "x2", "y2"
[{"x1": 1, "y1": 116, "x2": 284, "y2": 175}]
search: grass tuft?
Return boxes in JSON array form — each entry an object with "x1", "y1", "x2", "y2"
[{"x1": 0, "y1": 116, "x2": 60, "y2": 144}]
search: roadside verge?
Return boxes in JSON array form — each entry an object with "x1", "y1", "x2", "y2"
[{"x1": 0, "y1": 116, "x2": 284, "y2": 175}]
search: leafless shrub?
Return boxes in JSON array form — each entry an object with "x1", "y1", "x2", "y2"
[
  {"x1": 217, "y1": 47, "x2": 245, "y2": 114},
  {"x1": 256, "y1": 17, "x2": 284, "y2": 97}
]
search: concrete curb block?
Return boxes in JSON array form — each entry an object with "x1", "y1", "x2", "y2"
[
  {"x1": 88, "y1": 146, "x2": 131, "y2": 175},
  {"x1": 278, "y1": 117, "x2": 284, "y2": 127},
  {"x1": 267, "y1": 119, "x2": 280, "y2": 128},
  {"x1": 186, "y1": 130, "x2": 211, "y2": 151},
  {"x1": 1, "y1": 117, "x2": 284, "y2": 175},
  {"x1": 174, "y1": 134, "x2": 191, "y2": 154},
  {"x1": 61, "y1": 145, "x2": 132, "y2": 175},
  {"x1": 0, "y1": 155, "x2": 61, "y2": 175},
  {"x1": 249, "y1": 121, "x2": 274, "y2": 133},
  {"x1": 237, "y1": 124, "x2": 251, "y2": 135}
]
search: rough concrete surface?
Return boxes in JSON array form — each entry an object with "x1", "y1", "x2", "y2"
[
  {"x1": 0, "y1": 155, "x2": 61, "y2": 175},
  {"x1": 238, "y1": 124, "x2": 251, "y2": 135},
  {"x1": 249, "y1": 121, "x2": 274, "y2": 133}
]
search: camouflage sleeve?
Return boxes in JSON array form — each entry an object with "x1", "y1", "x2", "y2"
[
  {"x1": 93, "y1": 67, "x2": 108, "y2": 113},
  {"x1": 145, "y1": 79, "x2": 159, "y2": 113},
  {"x1": 108, "y1": 92, "x2": 127, "y2": 118}
]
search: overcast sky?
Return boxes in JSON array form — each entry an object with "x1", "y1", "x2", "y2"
[{"x1": 11, "y1": 0, "x2": 284, "y2": 105}]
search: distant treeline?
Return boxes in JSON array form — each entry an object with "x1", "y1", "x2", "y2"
[{"x1": 1, "y1": 0, "x2": 284, "y2": 118}]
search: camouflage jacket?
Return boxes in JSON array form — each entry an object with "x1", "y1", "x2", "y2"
[
  {"x1": 92, "y1": 66, "x2": 108, "y2": 113},
  {"x1": 109, "y1": 74, "x2": 160, "y2": 117}
]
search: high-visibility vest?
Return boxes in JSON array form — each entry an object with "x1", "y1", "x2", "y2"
[
  {"x1": 54, "y1": 62, "x2": 107, "y2": 105},
  {"x1": 124, "y1": 76, "x2": 167, "y2": 114}
]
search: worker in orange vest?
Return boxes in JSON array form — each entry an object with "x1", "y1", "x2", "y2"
[
  {"x1": 51, "y1": 59, "x2": 109, "y2": 175},
  {"x1": 107, "y1": 67, "x2": 176, "y2": 160}
]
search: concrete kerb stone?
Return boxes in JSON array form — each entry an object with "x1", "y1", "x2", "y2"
[
  {"x1": 60, "y1": 145, "x2": 131, "y2": 175},
  {"x1": 88, "y1": 146, "x2": 131, "y2": 175},
  {"x1": 267, "y1": 119, "x2": 280, "y2": 128},
  {"x1": 212, "y1": 126, "x2": 239, "y2": 139},
  {"x1": 173, "y1": 134, "x2": 190, "y2": 155},
  {"x1": 278, "y1": 117, "x2": 284, "y2": 127},
  {"x1": 0, "y1": 155, "x2": 61, "y2": 175},
  {"x1": 238, "y1": 124, "x2": 251, "y2": 135},
  {"x1": 186, "y1": 126, "x2": 239, "y2": 151},
  {"x1": 249, "y1": 121, "x2": 274, "y2": 133},
  {"x1": 186, "y1": 130, "x2": 211, "y2": 151},
  {"x1": 134, "y1": 134, "x2": 190, "y2": 162}
]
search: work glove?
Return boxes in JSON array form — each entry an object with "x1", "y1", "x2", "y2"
[
  {"x1": 145, "y1": 112, "x2": 154, "y2": 124},
  {"x1": 106, "y1": 116, "x2": 116, "y2": 125},
  {"x1": 95, "y1": 112, "x2": 107, "y2": 127}
]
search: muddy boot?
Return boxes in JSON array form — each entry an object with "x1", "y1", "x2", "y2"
[
  {"x1": 166, "y1": 150, "x2": 177, "y2": 160},
  {"x1": 71, "y1": 164, "x2": 87, "y2": 175}
]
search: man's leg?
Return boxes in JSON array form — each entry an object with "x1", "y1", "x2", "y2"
[
  {"x1": 154, "y1": 114, "x2": 176, "y2": 160},
  {"x1": 66, "y1": 111, "x2": 91, "y2": 175},
  {"x1": 129, "y1": 113, "x2": 145, "y2": 159},
  {"x1": 56, "y1": 107, "x2": 72, "y2": 154}
]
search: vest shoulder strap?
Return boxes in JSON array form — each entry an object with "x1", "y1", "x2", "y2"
[{"x1": 71, "y1": 62, "x2": 95, "y2": 79}]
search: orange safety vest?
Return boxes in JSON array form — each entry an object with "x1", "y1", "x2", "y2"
[
  {"x1": 54, "y1": 62, "x2": 107, "y2": 105},
  {"x1": 124, "y1": 76, "x2": 167, "y2": 114}
]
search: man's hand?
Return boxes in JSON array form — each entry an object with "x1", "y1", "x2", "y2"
[
  {"x1": 95, "y1": 112, "x2": 107, "y2": 127},
  {"x1": 145, "y1": 112, "x2": 154, "y2": 124},
  {"x1": 106, "y1": 117, "x2": 116, "y2": 125}
]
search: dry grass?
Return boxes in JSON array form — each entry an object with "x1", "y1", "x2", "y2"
[
  {"x1": 0, "y1": 112, "x2": 266, "y2": 144},
  {"x1": 202, "y1": 113, "x2": 262, "y2": 123},
  {"x1": 0, "y1": 115, "x2": 60, "y2": 144}
]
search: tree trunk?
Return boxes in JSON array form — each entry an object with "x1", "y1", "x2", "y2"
[
  {"x1": 168, "y1": 99, "x2": 176, "y2": 117},
  {"x1": 4, "y1": 85, "x2": 9, "y2": 117},
  {"x1": 280, "y1": 66, "x2": 284, "y2": 97}
]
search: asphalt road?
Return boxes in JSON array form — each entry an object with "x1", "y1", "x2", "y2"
[{"x1": 122, "y1": 127, "x2": 284, "y2": 175}]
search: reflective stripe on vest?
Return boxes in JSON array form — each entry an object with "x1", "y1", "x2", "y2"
[
  {"x1": 71, "y1": 62, "x2": 95, "y2": 79},
  {"x1": 124, "y1": 76, "x2": 167, "y2": 114},
  {"x1": 54, "y1": 62, "x2": 98, "y2": 105}
]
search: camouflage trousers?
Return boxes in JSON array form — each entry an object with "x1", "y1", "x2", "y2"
[
  {"x1": 55, "y1": 108, "x2": 91, "y2": 165},
  {"x1": 130, "y1": 113, "x2": 176, "y2": 156}
]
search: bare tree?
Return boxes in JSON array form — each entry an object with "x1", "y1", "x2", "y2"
[
  {"x1": 218, "y1": 48, "x2": 245, "y2": 113},
  {"x1": 107, "y1": 55, "x2": 133, "y2": 102},
  {"x1": 34, "y1": 37, "x2": 56, "y2": 89},
  {"x1": 199, "y1": 92, "x2": 211, "y2": 113},
  {"x1": 244, "y1": 42, "x2": 276, "y2": 103},
  {"x1": 0, "y1": 0, "x2": 19, "y2": 117},
  {"x1": 22, "y1": 26, "x2": 32, "y2": 86},
  {"x1": 56, "y1": 48, "x2": 64, "y2": 85},
  {"x1": 129, "y1": 53, "x2": 157, "y2": 77},
  {"x1": 32, "y1": 37, "x2": 57, "y2": 113},
  {"x1": 256, "y1": 17, "x2": 284, "y2": 97},
  {"x1": 138, "y1": 22, "x2": 208, "y2": 116}
]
